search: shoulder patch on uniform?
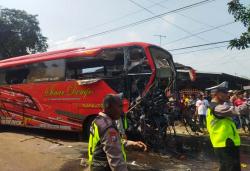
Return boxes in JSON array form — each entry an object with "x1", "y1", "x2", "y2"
[
  {"x1": 90, "y1": 125, "x2": 94, "y2": 135},
  {"x1": 109, "y1": 130, "x2": 118, "y2": 143}
]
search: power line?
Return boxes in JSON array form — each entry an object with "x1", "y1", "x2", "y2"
[
  {"x1": 177, "y1": 13, "x2": 235, "y2": 36},
  {"x1": 128, "y1": 0, "x2": 208, "y2": 42},
  {"x1": 128, "y1": 0, "x2": 155, "y2": 14},
  {"x1": 52, "y1": 0, "x2": 216, "y2": 46},
  {"x1": 168, "y1": 40, "x2": 230, "y2": 51},
  {"x1": 143, "y1": 0, "x2": 235, "y2": 48},
  {"x1": 137, "y1": 0, "x2": 234, "y2": 61},
  {"x1": 75, "y1": 0, "x2": 170, "y2": 34},
  {"x1": 197, "y1": 51, "x2": 250, "y2": 72},
  {"x1": 146, "y1": 0, "x2": 208, "y2": 26},
  {"x1": 197, "y1": 48, "x2": 250, "y2": 68},
  {"x1": 127, "y1": 0, "x2": 234, "y2": 59},
  {"x1": 164, "y1": 21, "x2": 235, "y2": 46},
  {"x1": 74, "y1": 0, "x2": 216, "y2": 41},
  {"x1": 146, "y1": 0, "x2": 234, "y2": 37},
  {"x1": 172, "y1": 45, "x2": 228, "y2": 55},
  {"x1": 50, "y1": 0, "x2": 170, "y2": 49},
  {"x1": 49, "y1": 0, "x2": 170, "y2": 49}
]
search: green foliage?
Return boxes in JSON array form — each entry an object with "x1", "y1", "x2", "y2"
[
  {"x1": 228, "y1": 0, "x2": 250, "y2": 50},
  {"x1": 0, "y1": 8, "x2": 48, "y2": 59}
]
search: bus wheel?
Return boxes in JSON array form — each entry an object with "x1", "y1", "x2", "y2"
[{"x1": 81, "y1": 115, "x2": 96, "y2": 141}]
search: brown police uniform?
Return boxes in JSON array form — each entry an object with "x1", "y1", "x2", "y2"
[
  {"x1": 210, "y1": 101, "x2": 249, "y2": 171},
  {"x1": 89, "y1": 112, "x2": 128, "y2": 171},
  {"x1": 206, "y1": 81, "x2": 250, "y2": 171}
]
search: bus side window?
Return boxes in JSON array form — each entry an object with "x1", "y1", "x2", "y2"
[
  {"x1": 0, "y1": 70, "x2": 7, "y2": 85},
  {"x1": 66, "y1": 48, "x2": 125, "y2": 80},
  {"x1": 27, "y1": 59, "x2": 65, "y2": 83},
  {"x1": 4, "y1": 68, "x2": 30, "y2": 85},
  {"x1": 66, "y1": 57, "x2": 106, "y2": 80}
]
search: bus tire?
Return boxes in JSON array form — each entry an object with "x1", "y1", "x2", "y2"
[{"x1": 82, "y1": 115, "x2": 96, "y2": 141}]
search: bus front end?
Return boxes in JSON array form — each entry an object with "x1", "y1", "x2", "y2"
[{"x1": 127, "y1": 45, "x2": 178, "y2": 148}]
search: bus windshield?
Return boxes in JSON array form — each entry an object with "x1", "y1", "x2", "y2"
[{"x1": 149, "y1": 46, "x2": 174, "y2": 79}]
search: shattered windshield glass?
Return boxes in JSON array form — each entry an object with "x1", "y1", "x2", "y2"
[{"x1": 149, "y1": 46, "x2": 174, "y2": 78}]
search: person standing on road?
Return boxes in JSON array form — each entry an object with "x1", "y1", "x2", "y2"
[
  {"x1": 234, "y1": 91, "x2": 246, "y2": 106},
  {"x1": 243, "y1": 91, "x2": 249, "y2": 101},
  {"x1": 206, "y1": 82, "x2": 250, "y2": 171},
  {"x1": 241, "y1": 91, "x2": 250, "y2": 132},
  {"x1": 195, "y1": 94, "x2": 209, "y2": 130},
  {"x1": 88, "y1": 94, "x2": 147, "y2": 171},
  {"x1": 234, "y1": 91, "x2": 247, "y2": 129}
]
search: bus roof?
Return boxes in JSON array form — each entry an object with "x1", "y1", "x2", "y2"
[
  {"x1": 0, "y1": 47, "x2": 85, "y2": 64},
  {"x1": 0, "y1": 42, "x2": 153, "y2": 69}
]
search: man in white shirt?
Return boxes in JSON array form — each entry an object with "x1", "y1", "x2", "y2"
[{"x1": 196, "y1": 94, "x2": 209, "y2": 129}]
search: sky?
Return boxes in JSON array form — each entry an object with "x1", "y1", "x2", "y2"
[{"x1": 1, "y1": 0, "x2": 250, "y2": 78}]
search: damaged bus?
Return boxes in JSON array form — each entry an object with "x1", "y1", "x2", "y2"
[{"x1": 0, "y1": 42, "x2": 176, "y2": 139}]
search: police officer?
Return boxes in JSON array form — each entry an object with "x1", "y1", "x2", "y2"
[
  {"x1": 88, "y1": 94, "x2": 147, "y2": 171},
  {"x1": 115, "y1": 93, "x2": 128, "y2": 140},
  {"x1": 206, "y1": 81, "x2": 250, "y2": 171},
  {"x1": 116, "y1": 113, "x2": 128, "y2": 140}
]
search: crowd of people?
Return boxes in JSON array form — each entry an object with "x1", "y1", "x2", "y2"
[
  {"x1": 87, "y1": 82, "x2": 250, "y2": 171},
  {"x1": 180, "y1": 90, "x2": 250, "y2": 133}
]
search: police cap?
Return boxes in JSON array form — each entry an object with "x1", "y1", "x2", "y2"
[{"x1": 206, "y1": 81, "x2": 228, "y2": 93}]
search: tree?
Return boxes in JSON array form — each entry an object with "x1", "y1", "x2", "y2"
[
  {"x1": 0, "y1": 8, "x2": 48, "y2": 59},
  {"x1": 228, "y1": 0, "x2": 250, "y2": 49}
]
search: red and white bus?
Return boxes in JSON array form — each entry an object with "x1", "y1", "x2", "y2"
[{"x1": 0, "y1": 42, "x2": 176, "y2": 137}]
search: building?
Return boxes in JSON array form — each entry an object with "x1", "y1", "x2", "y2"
[{"x1": 175, "y1": 63, "x2": 250, "y2": 93}]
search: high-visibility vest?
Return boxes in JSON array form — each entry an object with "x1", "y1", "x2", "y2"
[
  {"x1": 206, "y1": 108, "x2": 240, "y2": 148},
  {"x1": 88, "y1": 121, "x2": 127, "y2": 165},
  {"x1": 123, "y1": 114, "x2": 128, "y2": 130}
]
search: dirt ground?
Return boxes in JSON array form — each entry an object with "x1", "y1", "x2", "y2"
[
  {"x1": 0, "y1": 132, "x2": 84, "y2": 171},
  {"x1": 0, "y1": 126, "x2": 249, "y2": 171}
]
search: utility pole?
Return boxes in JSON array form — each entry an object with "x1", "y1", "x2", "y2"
[{"x1": 154, "y1": 35, "x2": 166, "y2": 46}]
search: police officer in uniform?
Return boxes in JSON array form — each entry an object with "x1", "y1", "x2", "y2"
[
  {"x1": 88, "y1": 94, "x2": 147, "y2": 171},
  {"x1": 206, "y1": 82, "x2": 250, "y2": 171},
  {"x1": 116, "y1": 114, "x2": 128, "y2": 140},
  {"x1": 115, "y1": 93, "x2": 128, "y2": 140}
]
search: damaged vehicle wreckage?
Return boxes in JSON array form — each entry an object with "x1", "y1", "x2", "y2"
[{"x1": 0, "y1": 42, "x2": 200, "y2": 151}]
